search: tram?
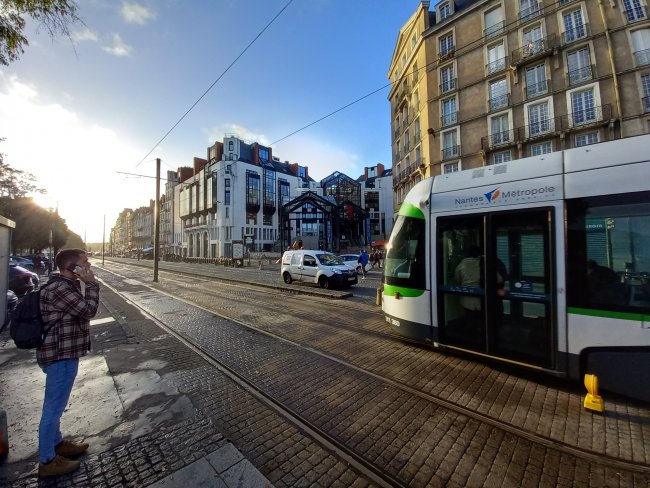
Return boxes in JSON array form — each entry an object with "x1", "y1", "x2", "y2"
[{"x1": 382, "y1": 134, "x2": 650, "y2": 401}]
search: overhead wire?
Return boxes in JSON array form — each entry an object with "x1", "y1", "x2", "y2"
[{"x1": 136, "y1": 0, "x2": 294, "y2": 168}]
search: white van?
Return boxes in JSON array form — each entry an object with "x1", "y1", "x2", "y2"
[{"x1": 281, "y1": 250, "x2": 358, "y2": 289}]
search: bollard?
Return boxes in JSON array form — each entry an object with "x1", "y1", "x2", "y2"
[
  {"x1": 376, "y1": 286, "x2": 383, "y2": 306},
  {"x1": 0, "y1": 409, "x2": 8, "y2": 463}
]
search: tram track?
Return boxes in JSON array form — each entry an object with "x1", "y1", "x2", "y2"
[{"x1": 97, "y1": 262, "x2": 650, "y2": 479}]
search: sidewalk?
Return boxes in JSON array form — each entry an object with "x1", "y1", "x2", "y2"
[{"x1": 0, "y1": 280, "x2": 273, "y2": 487}]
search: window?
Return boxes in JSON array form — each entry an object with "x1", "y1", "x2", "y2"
[
  {"x1": 523, "y1": 25, "x2": 544, "y2": 56},
  {"x1": 623, "y1": 0, "x2": 647, "y2": 23},
  {"x1": 224, "y1": 178, "x2": 231, "y2": 206},
  {"x1": 520, "y1": 0, "x2": 541, "y2": 21},
  {"x1": 631, "y1": 29, "x2": 650, "y2": 66},
  {"x1": 487, "y1": 42, "x2": 507, "y2": 74},
  {"x1": 441, "y1": 98, "x2": 458, "y2": 127},
  {"x1": 491, "y1": 113, "x2": 510, "y2": 146},
  {"x1": 259, "y1": 147, "x2": 269, "y2": 162},
  {"x1": 440, "y1": 65, "x2": 456, "y2": 93},
  {"x1": 563, "y1": 9, "x2": 587, "y2": 44},
  {"x1": 531, "y1": 141, "x2": 552, "y2": 155},
  {"x1": 439, "y1": 34, "x2": 454, "y2": 57},
  {"x1": 489, "y1": 78, "x2": 509, "y2": 111},
  {"x1": 642, "y1": 74, "x2": 650, "y2": 112},
  {"x1": 492, "y1": 150, "x2": 512, "y2": 164},
  {"x1": 526, "y1": 64, "x2": 547, "y2": 98},
  {"x1": 246, "y1": 171, "x2": 260, "y2": 207},
  {"x1": 567, "y1": 47, "x2": 592, "y2": 85},
  {"x1": 571, "y1": 88, "x2": 596, "y2": 125},
  {"x1": 443, "y1": 162, "x2": 459, "y2": 173},
  {"x1": 484, "y1": 7, "x2": 504, "y2": 38},
  {"x1": 528, "y1": 101, "x2": 551, "y2": 135},
  {"x1": 439, "y1": 2, "x2": 452, "y2": 20},
  {"x1": 442, "y1": 129, "x2": 459, "y2": 159},
  {"x1": 566, "y1": 191, "x2": 650, "y2": 311},
  {"x1": 575, "y1": 132, "x2": 599, "y2": 146},
  {"x1": 228, "y1": 140, "x2": 234, "y2": 151}
]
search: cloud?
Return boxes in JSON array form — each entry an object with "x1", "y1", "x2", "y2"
[
  {"x1": 204, "y1": 122, "x2": 362, "y2": 182},
  {"x1": 71, "y1": 28, "x2": 99, "y2": 43},
  {"x1": 102, "y1": 33, "x2": 132, "y2": 57},
  {"x1": 120, "y1": 2, "x2": 156, "y2": 25},
  {"x1": 0, "y1": 74, "x2": 152, "y2": 242}
]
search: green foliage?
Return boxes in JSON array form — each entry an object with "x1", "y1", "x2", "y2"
[
  {"x1": 1, "y1": 197, "x2": 69, "y2": 253},
  {"x1": 0, "y1": 0, "x2": 81, "y2": 65}
]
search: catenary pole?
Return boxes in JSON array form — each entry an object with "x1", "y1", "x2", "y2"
[{"x1": 153, "y1": 158, "x2": 161, "y2": 282}]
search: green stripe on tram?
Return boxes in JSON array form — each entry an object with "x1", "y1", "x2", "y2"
[
  {"x1": 568, "y1": 307, "x2": 650, "y2": 322},
  {"x1": 383, "y1": 284, "x2": 425, "y2": 297},
  {"x1": 398, "y1": 203, "x2": 425, "y2": 220}
]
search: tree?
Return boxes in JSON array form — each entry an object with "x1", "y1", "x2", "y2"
[
  {"x1": 0, "y1": 0, "x2": 81, "y2": 65},
  {"x1": 1, "y1": 197, "x2": 68, "y2": 253}
]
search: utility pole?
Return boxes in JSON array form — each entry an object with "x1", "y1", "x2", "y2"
[
  {"x1": 102, "y1": 214, "x2": 105, "y2": 267},
  {"x1": 153, "y1": 158, "x2": 161, "y2": 282}
]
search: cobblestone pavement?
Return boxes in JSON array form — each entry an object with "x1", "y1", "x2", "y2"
[{"x1": 96, "y1": 262, "x2": 649, "y2": 487}]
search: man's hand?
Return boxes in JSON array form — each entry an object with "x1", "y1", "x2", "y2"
[{"x1": 76, "y1": 267, "x2": 96, "y2": 283}]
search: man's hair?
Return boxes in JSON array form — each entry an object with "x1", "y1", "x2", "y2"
[{"x1": 55, "y1": 248, "x2": 85, "y2": 270}]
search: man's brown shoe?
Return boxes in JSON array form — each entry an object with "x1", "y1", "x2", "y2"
[
  {"x1": 55, "y1": 440, "x2": 89, "y2": 458},
  {"x1": 38, "y1": 455, "x2": 80, "y2": 477}
]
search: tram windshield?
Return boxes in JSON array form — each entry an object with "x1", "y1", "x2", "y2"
[{"x1": 384, "y1": 215, "x2": 426, "y2": 289}]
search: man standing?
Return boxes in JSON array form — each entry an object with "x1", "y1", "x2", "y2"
[{"x1": 37, "y1": 249, "x2": 99, "y2": 477}]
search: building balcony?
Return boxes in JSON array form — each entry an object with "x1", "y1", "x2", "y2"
[
  {"x1": 644, "y1": 96, "x2": 650, "y2": 113},
  {"x1": 489, "y1": 93, "x2": 510, "y2": 111},
  {"x1": 518, "y1": 118, "x2": 557, "y2": 140},
  {"x1": 634, "y1": 49, "x2": 650, "y2": 67},
  {"x1": 481, "y1": 129, "x2": 517, "y2": 150},
  {"x1": 486, "y1": 56, "x2": 508, "y2": 75},
  {"x1": 438, "y1": 47, "x2": 455, "y2": 61},
  {"x1": 511, "y1": 34, "x2": 558, "y2": 65},
  {"x1": 568, "y1": 65, "x2": 594, "y2": 86},
  {"x1": 560, "y1": 104, "x2": 611, "y2": 129},
  {"x1": 625, "y1": 5, "x2": 647, "y2": 23},
  {"x1": 562, "y1": 23, "x2": 589, "y2": 45},
  {"x1": 526, "y1": 79, "x2": 549, "y2": 99},
  {"x1": 441, "y1": 111, "x2": 458, "y2": 127},
  {"x1": 440, "y1": 78, "x2": 457, "y2": 94},
  {"x1": 519, "y1": 2, "x2": 542, "y2": 22},
  {"x1": 442, "y1": 145, "x2": 461, "y2": 160},
  {"x1": 484, "y1": 21, "x2": 505, "y2": 40}
]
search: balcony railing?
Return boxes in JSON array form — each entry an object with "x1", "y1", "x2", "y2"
[
  {"x1": 484, "y1": 21, "x2": 505, "y2": 39},
  {"x1": 644, "y1": 96, "x2": 650, "y2": 113},
  {"x1": 442, "y1": 145, "x2": 461, "y2": 160},
  {"x1": 438, "y1": 47, "x2": 455, "y2": 61},
  {"x1": 486, "y1": 56, "x2": 508, "y2": 75},
  {"x1": 519, "y1": 2, "x2": 542, "y2": 22},
  {"x1": 634, "y1": 49, "x2": 650, "y2": 67},
  {"x1": 440, "y1": 78, "x2": 457, "y2": 94},
  {"x1": 562, "y1": 23, "x2": 589, "y2": 45},
  {"x1": 489, "y1": 93, "x2": 510, "y2": 111},
  {"x1": 625, "y1": 5, "x2": 647, "y2": 23},
  {"x1": 511, "y1": 34, "x2": 558, "y2": 65},
  {"x1": 568, "y1": 65, "x2": 594, "y2": 86},
  {"x1": 481, "y1": 104, "x2": 611, "y2": 150},
  {"x1": 441, "y1": 111, "x2": 458, "y2": 127},
  {"x1": 526, "y1": 79, "x2": 548, "y2": 99}
]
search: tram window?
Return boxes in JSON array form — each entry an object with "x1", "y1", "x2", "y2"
[
  {"x1": 567, "y1": 192, "x2": 650, "y2": 311},
  {"x1": 384, "y1": 216, "x2": 426, "y2": 289}
]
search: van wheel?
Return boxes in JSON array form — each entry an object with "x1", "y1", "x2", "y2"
[
  {"x1": 283, "y1": 272, "x2": 292, "y2": 284},
  {"x1": 318, "y1": 276, "x2": 329, "y2": 289}
]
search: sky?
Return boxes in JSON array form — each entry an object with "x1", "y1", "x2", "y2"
[{"x1": 0, "y1": 0, "x2": 422, "y2": 243}]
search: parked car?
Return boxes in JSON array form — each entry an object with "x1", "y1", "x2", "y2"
[
  {"x1": 21, "y1": 254, "x2": 48, "y2": 274},
  {"x1": 281, "y1": 250, "x2": 358, "y2": 289},
  {"x1": 8, "y1": 265, "x2": 36, "y2": 297},
  {"x1": 338, "y1": 254, "x2": 371, "y2": 275},
  {"x1": 9, "y1": 256, "x2": 35, "y2": 272}
]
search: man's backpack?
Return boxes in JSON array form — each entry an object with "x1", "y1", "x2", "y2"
[{"x1": 9, "y1": 282, "x2": 57, "y2": 349}]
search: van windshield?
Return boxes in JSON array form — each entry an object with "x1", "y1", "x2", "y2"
[{"x1": 318, "y1": 254, "x2": 344, "y2": 266}]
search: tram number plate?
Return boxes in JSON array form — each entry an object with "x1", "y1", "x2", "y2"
[{"x1": 385, "y1": 316, "x2": 401, "y2": 327}]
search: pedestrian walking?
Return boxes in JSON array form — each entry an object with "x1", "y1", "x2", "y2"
[
  {"x1": 358, "y1": 249, "x2": 369, "y2": 279},
  {"x1": 36, "y1": 249, "x2": 100, "y2": 477}
]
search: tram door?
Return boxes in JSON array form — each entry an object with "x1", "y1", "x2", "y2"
[{"x1": 438, "y1": 209, "x2": 554, "y2": 368}]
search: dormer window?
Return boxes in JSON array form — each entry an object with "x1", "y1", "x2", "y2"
[{"x1": 439, "y1": 2, "x2": 452, "y2": 21}]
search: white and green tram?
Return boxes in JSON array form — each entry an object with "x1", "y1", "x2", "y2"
[{"x1": 382, "y1": 134, "x2": 650, "y2": 401}]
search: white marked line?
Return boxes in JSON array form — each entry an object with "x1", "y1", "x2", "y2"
[{"x1": 90, "y1": 317, "x2": 116, "y2": 325}]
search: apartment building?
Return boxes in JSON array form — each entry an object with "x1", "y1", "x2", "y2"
[{"x1": 389, "y1": 0, "x2": 650, "y2": 208}]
